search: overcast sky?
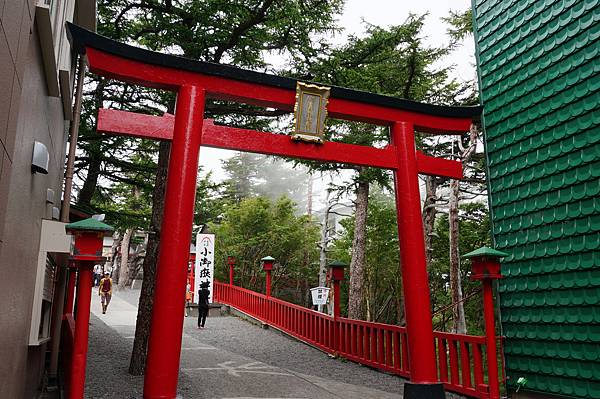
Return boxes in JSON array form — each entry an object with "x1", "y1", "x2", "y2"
[{"x1": 199, "y1": 0, "x2": 476, "y2": 203}]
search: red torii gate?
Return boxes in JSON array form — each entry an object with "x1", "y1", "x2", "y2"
[{"x1": 67, "y1": 23, "x2": 481, "y2": 399}]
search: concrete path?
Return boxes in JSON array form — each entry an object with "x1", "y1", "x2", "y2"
[{"x1": 86, "y1": 289, "x2": 406, "y2": 398}]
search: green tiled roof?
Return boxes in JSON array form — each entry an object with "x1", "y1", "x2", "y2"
[
  {"x1": 66, "y1": 217, "x2": 114, "y2": 232},
  {"x1": 328, "y1": 260, "x2": 348, "y2": 267},
  {"x1": 463, "y1": 246, "x2": 509, "y2": 258},
  {"x1": 473, "y1": 0, "x2": 600, "y2": 397}
]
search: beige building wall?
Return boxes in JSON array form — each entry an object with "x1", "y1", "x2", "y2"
[{"x1": 0, "y1": 1, "x2": 95, "y2": 397}]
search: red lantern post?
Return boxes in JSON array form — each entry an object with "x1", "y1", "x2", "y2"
[
  {"x1": 228, "y1": 255, "x2": 236, "y2": 286},
  {"x1": 328, "y1": 260, "x2": 346, "y2": 319},
  {"x1": 328, "y1": 260, "x2": 346, "y2": 353},
  {"x1": 464, "y1": 246, "x2": 508, "y2": 399},
  {"x1": 261, "y1": 256, "x2": 275, "y2": 297},
  {"x1": 65, "y1": 218, "x2": 113, "y2": 399},
  {"x1": 64, "y1": 260, "x2": 77, "y2": 317}
]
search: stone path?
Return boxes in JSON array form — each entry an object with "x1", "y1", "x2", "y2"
[{"x1": 85, "y1": 289, "x2": 406, "y2": 398}]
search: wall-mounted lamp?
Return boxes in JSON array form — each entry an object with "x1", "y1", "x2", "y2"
[{"x1": 32, "y1": 141, "x2": 49, "y2": 174}]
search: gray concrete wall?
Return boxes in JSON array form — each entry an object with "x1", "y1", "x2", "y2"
[{"x1": 0, "y1": 1, "x2": 69, "y2": 397}]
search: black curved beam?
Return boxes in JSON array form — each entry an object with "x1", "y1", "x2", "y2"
[{"x1": 67, "y1": 23, "x2": 482, "y2": 120}]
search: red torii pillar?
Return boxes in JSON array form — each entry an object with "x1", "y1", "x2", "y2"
[
  {"x1": 67, "y1": 21, "x2": 481, "y2": 399},
  {"x1": 144, "y1": 85, "x2": 205, "y2": 396}
]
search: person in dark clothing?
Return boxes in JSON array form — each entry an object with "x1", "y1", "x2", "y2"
[{"x1": 197, "y1": 281, "x2": 210, "y2": 329}]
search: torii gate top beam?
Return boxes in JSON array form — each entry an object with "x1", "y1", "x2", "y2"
[
  {"x1": 67, "y1": 23, "x2": 481, "y2": 133},
  {"x1": 97, "y1": 109, "x2": 463, "y2": 179}
]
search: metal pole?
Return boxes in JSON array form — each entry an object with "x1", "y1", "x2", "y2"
[
  {"x1": 69, "y1": 263, "x2": 93, "y2": 399},
  {"x1": 391, "y1": 122, "x2": 442, "y2": 395},
  {"x1": 483, "y1": 279, "x2": 500, "y2": 399},
  {"x1": 143, "y1": 85, "x2": 205, "y2": 399},
  {"x1": 229, "y1": 263, "x2": 234, "y2": 285},
  {"x1": 61, "y1": 57, "x2": 86, "y2": 222}
]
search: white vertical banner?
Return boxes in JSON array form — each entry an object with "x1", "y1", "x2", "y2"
[{"x1": 195, "y1": 233, "x2": 215, "y2": 304}]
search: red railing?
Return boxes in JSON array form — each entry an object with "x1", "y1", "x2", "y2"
[{"x1": 214, "y1": 281, "x2": 500, "y2": 398}]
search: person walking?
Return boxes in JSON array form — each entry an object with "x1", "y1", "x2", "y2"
[
  {"x1": 98, "y1": 272, "x2": 113, "y2": 314},
  {"x1": 93, "y1": 264, "x2": 102, "y2": 287},
  {"x1": 185, "y1": 283, "x2": 192, "y2": 317},
  {"x1": 197, "y1": 281, "x2": 210, "y2": 329}
]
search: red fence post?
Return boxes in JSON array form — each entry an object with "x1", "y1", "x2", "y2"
[
  {"x1": 391, "y1": 122, "x2": 443, "y2": 398},
  {"x1": 144, "y1": 85, "x2": 205, "y2": 399},
  {"x1": 464, "y1": 247, "x2": 508, "y2": 399},
  {"x1": 228, "y1": 255, "x2": 236, "y2": 286}
]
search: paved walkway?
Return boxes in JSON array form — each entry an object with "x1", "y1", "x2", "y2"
[{"x1": 85, "y1": 289, "x2": 408, "y2": 398}]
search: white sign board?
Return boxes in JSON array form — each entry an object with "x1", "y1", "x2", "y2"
[
  {"x1": 310, "y1": 286, "x2": 330, "y2": 306},
  {"x1": 195, "y1": 233, "x2": 215, "y2": 304}
]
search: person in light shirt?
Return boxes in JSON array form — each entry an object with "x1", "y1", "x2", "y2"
[{"x1": 98, "y1": 272, "x2": 112, "y2": 314}]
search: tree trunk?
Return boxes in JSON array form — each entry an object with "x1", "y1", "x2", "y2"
[
  {"x1": 395, "y1": 287, "x2": 405, "y2": 326},
  {"x1": 318, "y1": 191, "x2": 331, "y2": 288},
  {"x1": 307, "y1": 174, "x2": 313, "y2": 216},
  {"x1": 449, "y1": 177, "x2": 466, "y2": 334},
  {"x1": 77, "y1": 150, "x2": 102, "y2": 206},
  {"x1": 365, "y1": 285, "x2": 372, "y2": 322},
  {"x1": 77, "y1": 78, "x2": 106, "y2": 207},
  {"x1": 347, "y1": 171, "x2": 369, "y2": 320},
  {"x1": 118, "y1": 228, "x2": 133, "y2": 289},
  {"x1": 129, "y1": 140, "x2": 170, "y2": 375},
  {"x1": 449, "y1": 126, "x2": 478, "y2": 334},
  {"x1": 422, "y1": 176, "x2": 439, "y2": 267}
]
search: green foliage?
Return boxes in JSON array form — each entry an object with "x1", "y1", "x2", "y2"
[
  {"x1": 76, "y1": 0, "x2": 345, "y2": 234},
  {"x1": 194, "y1": 171, "x2": 227, "y2": 227},
  {"x1": 220, "y1": 153, "x2": 263, "y2": 203},
  {"x1": 443, "y1": 9, "x2": 473, "y2": 44},
  {"x1": 101, "y1": 0, "x2": 343, "y2": 66},
  {"x1": 210, "y1": 196, "x2": 319, "y2": 302},
  {"x1": 297, "y1": 15, "x2": 476, "y2": 194},
  {"x1": 220, "y1": 152, "x2": 310, "y2": 212},
  {"x1": 331, "y1": 189, "x2": 403, "y2": 323},
  {"x1": 331, "y1": 195, "x2": 491, "y2": 330}
]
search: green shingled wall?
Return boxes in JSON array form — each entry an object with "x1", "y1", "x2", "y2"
[{"x1": 472, "y1": 0, "x2": 600, "y2": 397}]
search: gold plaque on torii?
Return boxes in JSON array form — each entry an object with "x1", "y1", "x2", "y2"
[{"x1": 292, "y1": 82, "x2": 330, "y2": 143}]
